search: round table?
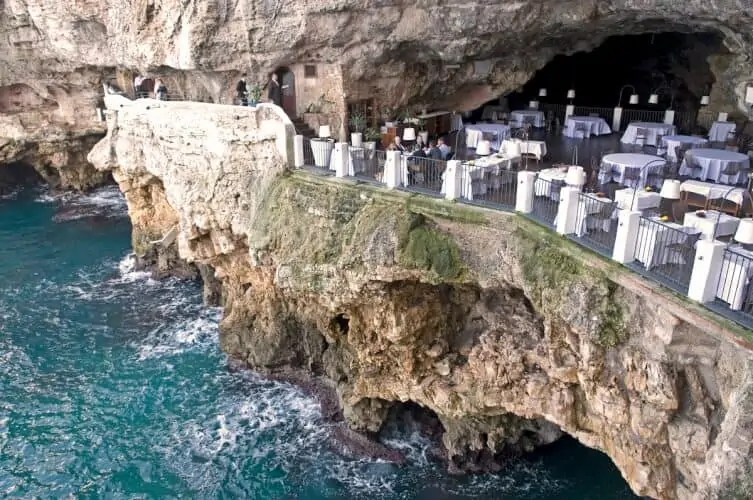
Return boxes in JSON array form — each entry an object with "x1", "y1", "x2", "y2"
[
  {"x1": 564, "y1": 116, "x2": 612, "y2": 138},
  {"x1": 661, "y1": 135, "x2": 708, "y2": 160},
  {"x1": 680, "y1": 148, "x2": 750, "y2": 184},
  {"x1": 600, "y1": 153, "x2": 666, "y2": 188},
  {"x1": 620, "y1": 122, "x2": 676, "y2": 146}
]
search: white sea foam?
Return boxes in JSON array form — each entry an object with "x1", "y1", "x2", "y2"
[{"x1": 36, "y1": 185, "x2": 128, "y2": 220}]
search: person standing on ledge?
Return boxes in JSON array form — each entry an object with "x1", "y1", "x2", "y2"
[
  {"x1": 133, "y1": 74, "x2": 145, "y2": 99},
  {"x1": 267, "y1": 73, "x2": 282, "y2": 107},
  {"x1": 236, "y1": 74, "x2": 248, "y2": 106}
]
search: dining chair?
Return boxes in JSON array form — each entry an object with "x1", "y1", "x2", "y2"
[
  {"x1": 719, "y1": 162, "x2": 742, "y2": 185},
  {"x1": 665, "y1": 230, "x2": 702, "y2": 275},
  {"x1": 671, "y1": 200, "x2": 690, "y2": 223},
  {"x1": 586, "y1": 201, "x2": 618, "y2": 232},
  {"x1": 634, "y1": 127, "x2": 649, "y2": 150},
  {"x1": 573, "y1": 122, "x2": 589, "y2": 139},
  {"x1": 621, "y1": 167, "x2": 642, "y2": 187}
]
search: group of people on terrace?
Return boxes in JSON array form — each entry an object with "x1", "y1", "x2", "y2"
[{"x1": 235, "y1": 73, "x2": 284, "y2": 108}]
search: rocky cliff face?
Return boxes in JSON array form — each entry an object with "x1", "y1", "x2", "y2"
[
  {"x1": 89, "y1": 100, "x2": 753, "y2": 500},
  {"x1": 3, "y1": 0, "x2": 753, "y2": 170}
]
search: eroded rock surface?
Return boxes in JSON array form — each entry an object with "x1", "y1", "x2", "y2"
[
  {"x1": 2, "y1": 0, "x2": 753, "y2": 170},
  {"x1": 89, "y1": 100, "x2": 753, "y2": 500}
]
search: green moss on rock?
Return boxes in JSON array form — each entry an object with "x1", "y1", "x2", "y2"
[{"x1": 398, "y1": 213, "x2": 465, "y2": 280}]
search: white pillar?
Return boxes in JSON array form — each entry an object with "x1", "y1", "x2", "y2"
[
  {"x1": 664, "y1": 109, "x2": 675, "y2": 125},
  {"x1": 444, "y1": 160, "x2": 462, "y2": 200},
  {"x1": 384, "y1": 151, "x2": 402, "y2": 189},
  {"x1": 612, "y1": 210, "x2": 642, "y2": 263},
  {"x1": 555, "y1": 187, "x2": 579, "y2": 235},
  {"x1": 565, "y1": 104, "x2": 575, "y2": 120},
  {"x1": 333, "y1": 142, "x2": 349, "y2": 178},
  {"x1": 515, "y1": 171, "x2": 537, "y2": 213},
  {"x1": 688, "y1": 240, "x2": 726, "y2": 302},
  {"x1": 294, "y1": 135, "x2": 304, "y2": 168},
  {"x1": 612, "y1": 107, "x2": 623, "y2": 132}
]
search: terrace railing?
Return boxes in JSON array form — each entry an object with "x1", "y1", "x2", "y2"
[
  {"x1": 302, "y1": 138, "x2": 334, "y2": 175},
  {"x1": 350, "y1": 146, "x2": 382, "y2": 183},
  {"x1": 570, "y1": 193, "x2": 618, "y2": 257},
  {"x1": 458, "y1": 165, "x2": 517, "y2": 210},
  {"x1": 621, "y1": 108, "x2": 666, "y2": 126},
  {"x1": 629, "y1": 216, "x2": 700, "y2": 294},
  {"x1": 530, "y1": 176, "x2": 562, "y2": 227},
  {"x1": 709, "y1": 247, "x2": 753, "y2": 330},
  {"x1": 401, "y1": 156, "x2": 447, "y2": 196}
]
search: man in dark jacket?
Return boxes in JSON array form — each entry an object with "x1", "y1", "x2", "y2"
[
  {"x1": 267, "y1": 73, "x2": 281, "y2": 107},
  {"x1": 236, "y1": 74, "x2": 248, "y2": 106}
]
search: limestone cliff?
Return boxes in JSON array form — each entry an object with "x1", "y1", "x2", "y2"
[
  {"x1": 89, "y1": 100, "x2": 753, "y2": 500},
  {"x1": 3, "y1": 0, "x2": 753, "y2": 169}
]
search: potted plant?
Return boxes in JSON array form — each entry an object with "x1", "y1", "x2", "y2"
[
  {"x1": 349, "y1": 112, "x2": 366, "y2": 147},
  {"x1": 311, "y1": 130, "x2": 335, "y2": 168},
  {"x1": 247, "y1": 84, "x2": 263, "y2": 107},
  {"x1": 363, "y1": 127, "x2": 382, "y2": 149}
]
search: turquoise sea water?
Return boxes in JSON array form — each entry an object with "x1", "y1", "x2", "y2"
[{"x1": 0, "y1": 187, "x2": 640, "y2": 499}]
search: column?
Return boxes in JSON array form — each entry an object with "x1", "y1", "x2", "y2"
[
  {"x1": 664, "y1": 109, "x2": 675, "y2": 126},
  {"x1": 294, "y1": 135, "x2": 304, "y2": 168},
  {"x1": 612, "y1": 210, "x2": 641, "y2": 263},
  {"x1": 333, "y1": 142, "x2": 349, "y2": 178},
  {"x1": 515, "y1": 171, "x2": 537, "y2": 213},
  {"x1": 565, "y1": 104, "x2": 575, "y2": 120},
  {"x1": 688, "y1": 240, "x2": 726, "y2": 302},
  {"x1": 444, "y1": 160, "x2": 462, "y2": 200},
  {"x1": 612, "y1": 107, "x2": 623, "y2": 132},
  {"x1": 384, "y1": 151, "x2": 402, "y2": 189},
  {"x1": 555, "y1": 187, "x2": 579, "y2": 235}
]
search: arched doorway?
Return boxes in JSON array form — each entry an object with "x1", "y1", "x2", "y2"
[{"x1": 275, "y1": 67, "x2": 296, "y2": 118}]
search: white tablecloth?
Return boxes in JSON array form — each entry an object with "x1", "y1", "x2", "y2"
[
  {"x1": 449, "y1": 155, "x2": 513, "y2": 199},
  {"x1": 679, "y1": 149, "x2": 749, "y2": 184},
  {"x1": 563, "y1": 116, "x2": 612, "y2": 138},
  {"x1": 708, "y1": 121, "x2": 736, "y2": 142},
  {"x1": 683, "y1": 210, "x2": 740, "y2": 241},
  {"x1": 717, "y1": 247, "x2": 753, "y2": 310},
  {"x1": 466, "y1": 124, "x2": 510, "y2": 150},
  {"x1": 502, "y1": 139, "x2": 547, "y2": 160},
  {"x1": 599, "y1": 153, "x2": 665, "y2": 188},
  {"x1": 679, "y1": 180, "x2": 748, "y2": 205},
  {"x1": 510, "y1": 110, "x2": 545, "y2": 128},
  {"x1": 536, "y1": 167, "x2": 567, "y2": 200},
  {"x1": 620, "y1": 122, "x2": 676, "y2": 146},
  {"x1": 634, "y1": 218, "x2": 696, "y2": 269},
  {"x1": 662, "y1": 135, "x2": 709, "y2": 161},
  {"x1": 613, "y1": 188, "x2": 662, "y2": 211}
]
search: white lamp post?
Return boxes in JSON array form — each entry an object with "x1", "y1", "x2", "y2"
[
  {"x1": 539, "y1": 88, "x2": 547, "y2": 97},
  {"x1": 659, "y1": 179, "x2": 681, "y2": 200},
  {"x1": 700, "y1": 95, "x2": 710, "y2": 106},
  {"x1": 617, "y1": 84, "x2": 639, "y2": 107},
  {"x1": 567, "y1": 89, "x2": 576, "y2": 103}
]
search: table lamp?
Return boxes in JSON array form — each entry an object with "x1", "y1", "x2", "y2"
[
  {"x1": 402, "y1": 128, "x2": 416, "y2": 141},
  {"x1": 734, "y1": 218, "x2": 753, "y2": 250},
  {"x1": 476, "y1": 140, "x2": 492, "y2": 156},
  {"x1": 660, "y1": 180, "x2": 681, "y2": 200},
  {"x1": 629, "y1": 94, "x2": 639, "y2": 105},
  {"x1": 565, "y1": 167, "x2": 586, "y2": 188},
  {"x1": 318, "y1": 125, "x2": 331, "y2": 138},
  {"x1": 539, "y1": 88, "x2": 547, "y2": 97}
]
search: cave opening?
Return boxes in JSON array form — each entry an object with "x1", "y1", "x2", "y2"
[
  {"x1": 0, "y1": 161, "x2": 44, "y2": 194},
  {"x1": 331, "y1": 313, "x2": 350, "y2": 335},
  {"x1": 475, "y1": 31, "x2": 728, "y2": 122}
]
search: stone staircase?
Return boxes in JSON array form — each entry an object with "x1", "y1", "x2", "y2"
[{"x1": 292, "y1": 117, "x2": 316, "y2": 138}]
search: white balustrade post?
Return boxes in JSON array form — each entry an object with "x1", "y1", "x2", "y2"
[
  {"x1": 333, "y1": 142, "x2": 349, "y2": 178},
  {"x1": 612, "y1": 107, "x2": 623, "y2": 132},
  {"x1": 664, "y1": 109, "x2": 675, "y2": 126},
  {"x1": 444, "y1": 160, "x2": 463, "y2": 200},
  {"x1": 612, "y1": 210, "x2": 641, "y2": 263},
  {"x1": 294, "y1": 135, "x2": 304, "y2": 168},
  {"x1": 688, "y1": 240, "x2": 726, "y2": 302},
  {"x1": 515, "y1": 171, "x2": 537, "y2": 213},
  {"x1": 555, "y1": 187, "x2": 579, "y2": 235},
  {"x1": 384, "y1": 151, "x2": 402, "y2": 189},
  {"x1": 565, "y1": 104, "x2": 575, "y2": 121}
]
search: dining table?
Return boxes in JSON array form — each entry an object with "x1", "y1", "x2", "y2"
[
  {"x1": 620, "y1": 122, "x2": 676, "y2": 146},
  {"x1": 683, "y1": 209, "x2": 740, "y2": 240},
  {"x1": 510, "y1": 110, "x2": 545, "y2": 128},
  {"x1": 679, "y1": 148, "x2": 750, "y2": 184},
  {"x1": 465, "y1": 124, "x2": 510, "y2": 150},
  {"x1": 563, "y1": 116, "x2": 612, "y2": 138},
  {"x1": 661, "y1": 135, "x2": 709, "y2": 161},
  {"x1": 708, "y1": 121, "x2": 736, "y2": 142},
  {"x1": 599, "y1": 153, "x2": 666, "y2": 188}
]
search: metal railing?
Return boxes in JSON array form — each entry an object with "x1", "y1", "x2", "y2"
[
  {"x1": 571, "y1": 193, "x2": 618, "y2": 257},
  {"x1": 458, "y1": 164, "x2": 516, "y2": 210},
  {"x1": 302, "y1": 138, "x2": 334, "y2": 175},
  {"x1": 622, "y1": 108, "x2": 666, "y2": 126},
  {"x1": 629, "y1": 216, "x2": 700, "y2": 294},
  {"x1": 350, "y1": 146, "x2": 383, "y2": 183},
  {"x1": 530, "y1": 176, "x2": 562, "y2": 227},
  {"x1": 573, "y1": 106, "x2": 614, "y2": 123},
  {"x1": 710, "y1": 247, "x2": 753, "y2": 329},
  {"x1": 402, "y1": 156, "x2": 447, "y2": 196}
]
